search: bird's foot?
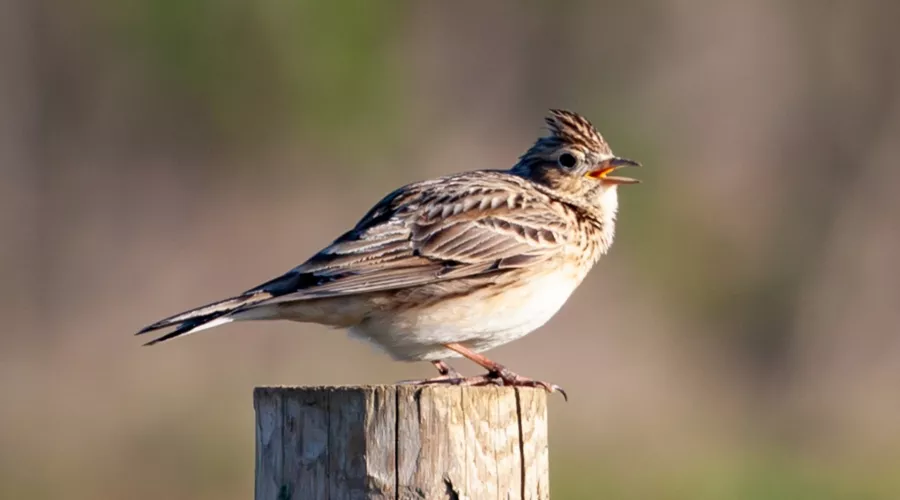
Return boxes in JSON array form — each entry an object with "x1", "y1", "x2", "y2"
[
  {"x1": 398, "y1": 374, "x2": 467, "y2": 386},
  {"x1": 436, "y1": 343, "x2": 567, "y2": 400},
  {"x1": 399, "y1": 362, "x2": 566, "y2": 400},
  {"x1": 397, "y1": 360, "x2": 466, "y2": 386},
  {"x1": 432, "y1": 360, "x2": 462, "y2": 378},
  {"x1": 405, "y1": 369, "x2": 567, "y2": 400},
  {"x1": 484, "y1": 367, "x2": 568, "y2": 401},
  {"x1": 398, "y1": 374, "x2": 501, "y2": 388}
]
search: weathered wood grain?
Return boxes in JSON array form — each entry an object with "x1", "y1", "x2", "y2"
[{"x1": 254, "y1": 386, "x2": 549, "y2": 500}]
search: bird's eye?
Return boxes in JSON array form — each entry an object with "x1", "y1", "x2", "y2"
[{"x1": 558, "y1": 153, "x2": 578, "y2": 169}]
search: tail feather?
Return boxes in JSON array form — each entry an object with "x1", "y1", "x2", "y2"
[{"x1": 137, "y1": 292, "x2": 272, "y2": 345}]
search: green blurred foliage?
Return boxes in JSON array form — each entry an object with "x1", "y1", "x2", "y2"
[{"x1": 107, "y1": 0, "x2": 406, "y2": 153}]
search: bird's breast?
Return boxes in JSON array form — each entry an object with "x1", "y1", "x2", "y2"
[{"x1": 353, "y1": 259, "x2": 591, "y2": 356}]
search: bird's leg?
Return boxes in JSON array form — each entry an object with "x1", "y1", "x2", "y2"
[
  {"x1": 432, "y1": 360, "x2": 461, "y2": 377},
  {"x1": 396, "y1": 360, "x2": 464, "y2": 386},
  {"x1": 442, "y1": 343, "x2": 567, "y2": 400}
]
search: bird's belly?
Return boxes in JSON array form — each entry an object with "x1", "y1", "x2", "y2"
[{"x1": 350, "y1": 267, "x2": 583, "y2": 361}]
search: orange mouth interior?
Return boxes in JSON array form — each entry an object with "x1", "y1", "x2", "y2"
[{"x1": 587, "y1": 166, "x2": 617, "y2": 179}]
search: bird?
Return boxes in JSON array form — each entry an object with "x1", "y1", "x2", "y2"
[{"x1": 137, "y1": 109, "x2": 640, "y2": 399}]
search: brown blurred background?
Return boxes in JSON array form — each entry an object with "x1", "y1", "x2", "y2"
[{"x1": 2, "y1": 1, "x2": 900, "y2": 499}]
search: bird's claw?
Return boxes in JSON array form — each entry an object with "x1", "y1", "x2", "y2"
[{"x1": 488, "y1": 368, "x2": 568, "y2": 401}]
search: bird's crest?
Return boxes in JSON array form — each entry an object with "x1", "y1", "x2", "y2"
[{"x1": 544, "y1": 109, "x2": 611, "y2": 155}]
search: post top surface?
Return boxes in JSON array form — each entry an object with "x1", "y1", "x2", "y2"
[{"x1": 253, "y1": 385, "x2": 548, "y2": 396}]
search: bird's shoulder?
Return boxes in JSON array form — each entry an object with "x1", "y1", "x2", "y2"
[{"x1": 353, "y1": 169, "x2": 572, "y2": 233}]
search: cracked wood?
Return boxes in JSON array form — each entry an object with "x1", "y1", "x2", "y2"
[{"x1": 254, "y1": 386, "x2": 549, "y2": 499}]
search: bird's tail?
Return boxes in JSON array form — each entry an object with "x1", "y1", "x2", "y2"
[{"x1": 136, "y1": 292, "x2": 273, "y2": 346}]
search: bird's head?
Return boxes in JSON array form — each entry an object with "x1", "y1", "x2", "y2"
[{"x1": 512, "y1": 109, "x2": 640, "y2": 213}]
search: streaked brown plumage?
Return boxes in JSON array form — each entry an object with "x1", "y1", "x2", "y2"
[{"x1": 137, "y1": 110, "x2": 641, "y2": 397}]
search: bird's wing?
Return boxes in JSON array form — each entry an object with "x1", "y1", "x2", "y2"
[{"x1": 253, "y1": 173, "x2": 573, "y2": 303}]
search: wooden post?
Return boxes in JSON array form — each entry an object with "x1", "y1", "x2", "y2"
[{"x1": 254, "y1": 385, "x2": 549, "y2": 500}]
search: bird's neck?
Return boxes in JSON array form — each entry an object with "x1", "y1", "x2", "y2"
[
  {"x1": 593, "y1": 187, "x2": 619, "y2": 256},
  {"x1": 527, "y1": 180, "x2": 619, "y2": 258},
  {"x1": 594, "y1": 205, "x2": 618, "y2": 257}
]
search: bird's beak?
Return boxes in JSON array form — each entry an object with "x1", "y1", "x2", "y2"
[{"x1": 586, "y1": 157, "x2": 642, "y2": 185}]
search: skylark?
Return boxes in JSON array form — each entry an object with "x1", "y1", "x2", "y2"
[{"x1": 137, "y1": 110, "x2": 640, "y2": 398}]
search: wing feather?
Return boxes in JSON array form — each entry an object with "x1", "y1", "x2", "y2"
[{"x1": 253, "y1": 172, "x2": 573, "y2": 305}]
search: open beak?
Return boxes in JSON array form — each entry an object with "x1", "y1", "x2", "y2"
[{"x1": 586, "y1": 157, "x2": 642, "y2": 185}]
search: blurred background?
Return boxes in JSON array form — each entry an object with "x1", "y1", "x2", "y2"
[{"x1": 2, "y1": 1, "x2": 899, "y2": 499}]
